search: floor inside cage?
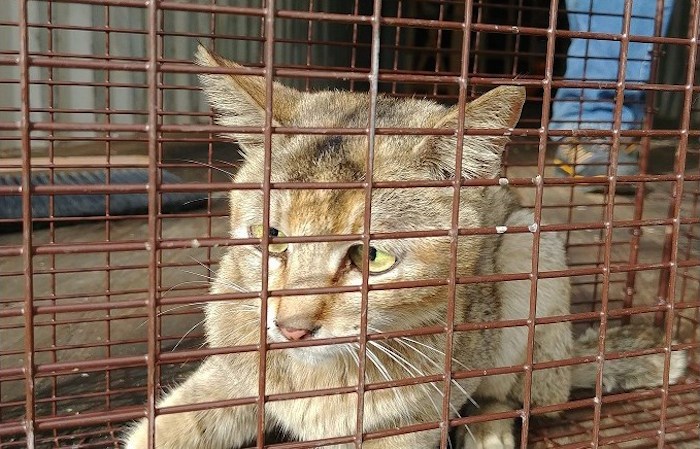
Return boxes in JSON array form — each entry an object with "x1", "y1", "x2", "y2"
[
  {"x1": 528, "y1": 378, "x2": 700, "y2": 448},
  {"x1": 1, "y1": 143, "x2": 698, "y2": 448},
  {"x1": 2, "y1": 373, "x2": 699, "y2": 448}
]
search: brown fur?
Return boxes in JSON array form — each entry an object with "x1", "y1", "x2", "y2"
[{"x1": 123, "y1": 47, "x2": 686, "y2": 449}]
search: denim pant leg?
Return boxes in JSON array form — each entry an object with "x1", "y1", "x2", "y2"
[{"x1": 550, "y1": 0, "x2": 675, "y2": 133}]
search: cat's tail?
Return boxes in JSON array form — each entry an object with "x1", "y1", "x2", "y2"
[{"x1": 571, "y1": 324, "x2": 687, "y2": 393}]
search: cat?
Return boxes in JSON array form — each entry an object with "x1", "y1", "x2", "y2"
[{"x1": 123, "y1": 46, "x2": 687, "y2": 449}]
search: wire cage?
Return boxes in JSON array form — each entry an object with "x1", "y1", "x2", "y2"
[{"x1": 0, "y1": 0, "x2": 698, "y2": 448}]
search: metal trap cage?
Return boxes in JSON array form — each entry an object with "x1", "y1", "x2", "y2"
[{"x1": 0, "y1": 0, "x2": 698, "y2": 448}]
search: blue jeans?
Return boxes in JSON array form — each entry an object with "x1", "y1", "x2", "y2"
[{"x1": 550, "y1": 0, "x2": 675, "y2": 134}]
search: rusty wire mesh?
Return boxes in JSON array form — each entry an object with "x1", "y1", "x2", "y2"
[{"x1": 0, "y1": 0, "x2": 699, "y2": 448}]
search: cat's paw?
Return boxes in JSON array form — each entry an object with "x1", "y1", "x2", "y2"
[
  {"x1": 463, "y1": 418, "x2": 515, "y2": 449},
  {"x1": 121, "y1": 421, "x2": 147, "y2": 449},
  {"x1": 460, "y1": 402, "x2": 515, "y2": 449}
]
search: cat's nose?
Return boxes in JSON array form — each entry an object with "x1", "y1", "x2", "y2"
[{"x1": 276, "y1": 322, "x2": 314, "y2": 341}]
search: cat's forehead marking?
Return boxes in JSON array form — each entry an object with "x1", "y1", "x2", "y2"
[
  {"x1": 285, "y1": 189, "x2": 363, "y2": 235},
  {"x1": 282, "y1": 136, "x2": 365, "y2": 184},
  {"x1": 314, "y1": 135, "x2": 344, "y2": 161},
  {"x1": 300, "y1": 94, "x2": 399, "y2": 128}
]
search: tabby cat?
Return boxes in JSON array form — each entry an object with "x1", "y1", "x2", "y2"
[{"x1": 124, "y1": 46, "x2": 686, "y2": 449}]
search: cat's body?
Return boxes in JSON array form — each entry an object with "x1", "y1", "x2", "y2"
[{"x1": 123, "y1": 47, "x2": 686, "y2": 449}]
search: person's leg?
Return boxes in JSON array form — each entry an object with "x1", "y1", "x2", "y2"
[
  {"x1": 551, "y1": 0, "x2": 674, "y2": 184},
  {"x1": 552, "y1": 0, "x2": 675, "y2": 131}
]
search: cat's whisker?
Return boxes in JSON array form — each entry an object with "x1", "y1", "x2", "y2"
[
  {"x1": 366, "y1": 345, "x2": 410, "y2": 405},
  {"x1": 202, "y1": 273, "x2": 250, "y2": 295},
  {"x1": 368, "y1": 339, "x2": 468, "y2": 449},
  {"x1": 174, "y1": 158, "x2": 235, "y2": 181},
  {"x1": 189, "y1": 256, "x2": 218, "y2": 275},
  {"x1": 219, "y1": 279, "x2": 249, "y2": 293},
  {"x1": 369, "y1": 341, "x2": 462, "y2": 419},
  {"x1": 162, "y1": 279, "x2": 210, "y2": 296},
  {"x1": 180, "y1": 269, "x2": 249, "y2": 295},
  {"x1": 235, "y1": 325, "x2": 261, "y2": 345},
  {"x1": 163, "y1": 273, "x2": 253, "y2": 316},
  {"x1": 219, "y1": 300, "x2": 258, "y2": 310},
  {"x1": 182, "y1": 197, "x2": 210, "y2": 207},
  {"x1": 398, "y1": 337, "x2": 472, "y2": 371},
  {"x1": 368, "y1": 341, "x2": 427, "y2": 381},
  {"x1": 463, "y1": 424, "x2": 478, "y2": 448},
  {"x1": 135, "y1": 281, "x2": 212, "y2": 329},
  {"x1": 224, "y1": 306, "x2": 258, "y2": 313},
  {"x1": 172, "y1": 318, "x2": 206, "y2": 352},
  {"x1": 350, "y1": 343, "x2": 405, "y2": 404},
  {"x1": 343, "y1": 344, "x2": 360, "y2": 370},
  {"x1": 368, "y1": 342, "x2": 450, "y2": 432},
  {"x1": 180, "y1": 269, "x2": 217, "y2": 283},
  {"x1": 156, "y1": 303, "x2": 205, "y2": 318},
  {"x1": 370, "y1": 342, "x2": 459, "y2": 415},
  {"x1": 389, "y1": 336, "x2": 478, "y2": 443},
  {"x1": 349, "y1": 347, "x2": 360, "y2": 368},
  {"x1": 363, "y1": 345, "x2": 393, "y2": 383},
  {"x1": 219, "y1": 320, "x2": 256, "y2": 346},
  {"x1": 367, "y1": 325, "x2": 477, "y2": 409},
  {"x1": 366, "y1": 327, "x2": 447, "y2": 409},
  {"x1": 213, "y1": 158, "x2": 239, "y2": 168},
  {"x1": 386, "y1": 328, "x2": 479, "y2": 440},
  {"x1": 394, "y1": 338, "x2": 478, "y2": 408},
  {"x1": 361, "y1": 344, "x2": 405, "y2": 397}
]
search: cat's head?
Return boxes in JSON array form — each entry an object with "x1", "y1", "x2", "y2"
[{"x1": 196, "y1": 46, "x2": 525, "y2": 359}]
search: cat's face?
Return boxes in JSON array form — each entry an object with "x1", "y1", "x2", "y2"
[{"x1": 197, "y1": 46, "x2": 525, "y2": 360}]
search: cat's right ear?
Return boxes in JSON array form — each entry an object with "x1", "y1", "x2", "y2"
[
  {"x1": 414, "y1": 86, "x2": 525, "y2": 180},
  {"x1": 195, "y1": 45, "x2": 301, "y2": 151}
]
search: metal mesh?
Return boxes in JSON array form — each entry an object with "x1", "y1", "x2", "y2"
[{"x1": 0, "y1": 0, "x2": 698, "y2": 448}]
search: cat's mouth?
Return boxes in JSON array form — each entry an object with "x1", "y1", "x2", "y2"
[
  {"x1": 267, "y1": 324, "x2": 336, "y2": 344},
  {"x1": 267, "y1": 324, "x2": 356, "y2": 361}
]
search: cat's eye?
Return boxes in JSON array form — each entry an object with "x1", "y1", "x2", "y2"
[
  {"x1": 249, "y1": 225, "x2": 288, "y2": 253},
  {"x1": 348, "y1": 245, "x2": 397, "y2": 274}
]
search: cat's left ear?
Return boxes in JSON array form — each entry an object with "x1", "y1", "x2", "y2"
[
  {"x1": 416, "y1": 86, "x2": 526, "y2": 179},
  {"x1": 195, "y1": 45, "x2": 301, "y2": 151}
]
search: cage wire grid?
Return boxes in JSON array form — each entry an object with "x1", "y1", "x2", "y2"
[{"x1": 0, "y1": 0, "x2": 699, "y2": 448}]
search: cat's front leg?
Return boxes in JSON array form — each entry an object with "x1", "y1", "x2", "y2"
[
  {"x1": 123, "y1": 357, "x2": 258, "y2": 449},
  {"x1": 460, "y1": 402, "x2": 516, "y2": 449},
  {"x1": 359, "y1": 428, "x2": 442, "y2": 449}
]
